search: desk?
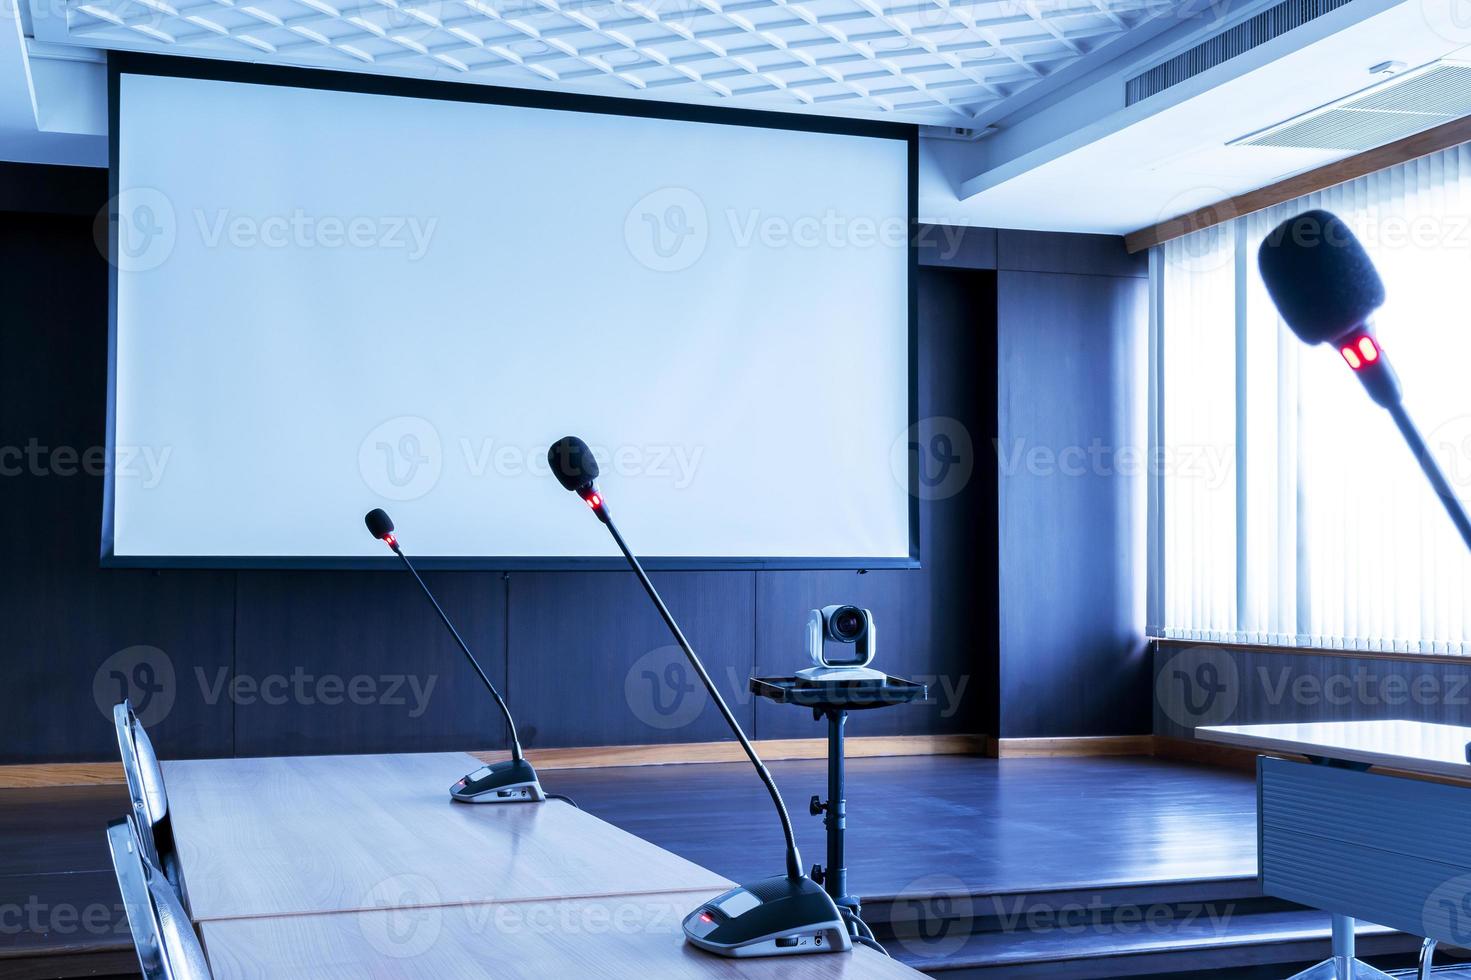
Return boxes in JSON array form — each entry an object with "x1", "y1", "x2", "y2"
[
  {"x1": 201, "y1": 892, "x2": 920, "y2": 979},
  {"x1": 165, "y1": 752, "x2": 919, "y2": 977},
  {"x1": 1199, "y1": 721, "x2": 1471, "y2": 980},
  {"x1": 163, "y1": 753, "x2": 729, "y2": 922}
]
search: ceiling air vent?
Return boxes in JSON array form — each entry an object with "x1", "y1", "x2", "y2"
[
  {"x1": 1126, "y1": 0, "x2": 1357, "y2": 106},
  {"x1": 1233, "y1": 61, "x2": 1471, "y2": 151}
]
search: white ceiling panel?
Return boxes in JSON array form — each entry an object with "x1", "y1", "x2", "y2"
[{"x1": 33, "y1": 0, "x2": 1182, "y2": 124}]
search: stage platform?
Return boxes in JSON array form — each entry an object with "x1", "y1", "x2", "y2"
[
  {"x1": 0, "y1": 754, "x2": 1441, "y2": 979},
  {"x1": 545, "y1": 754, "x2": 1430, "y2": 979}
]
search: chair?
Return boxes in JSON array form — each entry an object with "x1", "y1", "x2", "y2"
[
  {"x1": 114, "y1": 699, "x2": 190, "y2": 908},
  {"x1": 106, "y1": 814, "x2": 212, "y2": 980}
]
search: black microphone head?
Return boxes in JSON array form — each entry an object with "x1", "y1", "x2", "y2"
[
  {"x1": 547, "y1": 436, "x2": 599, "y2": 492},
  {"x1": 364, "y1": 508, "x2": 394, "y2": 540},
  {"x1": 1258, "y1": 209, "x2": 1385, "y2": 345}
]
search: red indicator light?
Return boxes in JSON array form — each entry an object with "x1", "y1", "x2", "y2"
[
  {"x1": 383, "y1": 533, "x2": 397, "y2": 548},
  {"x1": 1341, "y1": 346, "x2": 1362, "y2": 370},
  {"x1": 699, "y1": 913, "x2": 714, "y2": 923},
  {"x1": 586, "y1": 493, "x2": 602, "y2": 509},
  {"x1": 1359, "y1": 336, "x2": 1379, "y2": 362}
]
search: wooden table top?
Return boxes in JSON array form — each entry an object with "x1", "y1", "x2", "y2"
[
  {"x1": 201, "y1": 890, "x2": 918, "y2": 979},
  {"x1": 163, "y1": 752, "x2": 730, "y2": 922},
  {"x1": 1198, "y1": 720, "x2": 1471, "y2": 779}
]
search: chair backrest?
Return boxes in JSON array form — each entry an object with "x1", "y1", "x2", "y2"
[
  {"x1": 107, "y1": 815, "x2": 213, "y2": 980},
  {"x1": 114, "y1": 700, "x2": 189, "y2": 908},
  {"x1": 114, "y1": 700, "x2": 168, "y2": 831}
]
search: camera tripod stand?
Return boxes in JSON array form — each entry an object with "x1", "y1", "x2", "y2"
[{"x1": 750, "y1": 673, "x2": 928, "y2": 954}]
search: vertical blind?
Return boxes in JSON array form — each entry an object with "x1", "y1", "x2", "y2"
[{"x1": 1152, "y1": 144, "x2": 1471, "y2": 654}]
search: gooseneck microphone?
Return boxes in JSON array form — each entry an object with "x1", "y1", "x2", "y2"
[
  {"x1": 1259, "y1": 210, "x2": 1471, "y2": 552},
  {"x1": 364, "y1": 509, "x2": 545, "y2": 804},
  {"x1": 546, "y1": 436, "x2": 850, "y2": 958}
]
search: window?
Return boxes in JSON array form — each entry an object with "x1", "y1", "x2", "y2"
[{"x1": 1151, "y1": 144, "x2": 1471, "y2": 654}]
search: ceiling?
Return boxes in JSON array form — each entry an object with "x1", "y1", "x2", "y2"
[
  {"x1": 26, "y1": 0, "x2": 1180, "y2": 125},
  {"x1": 4, "y1": 0, "x2": 1464, "y2": 236},
  {"x1": 927, "y1": 0, "x2": 1471, "y2": 233}
]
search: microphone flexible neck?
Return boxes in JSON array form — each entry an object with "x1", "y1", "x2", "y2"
[
  {"x1": 394, "y1": 548, "x2": 525, "y2": 762},
  {"x1": 601, "y1": 516, "x2": 803, "y2": 881},
  {"x1": 1385, "y1": 402, "x2": 1471, "y2": 553}
]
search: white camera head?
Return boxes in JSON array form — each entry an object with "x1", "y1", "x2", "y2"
[{"x1": 805, "y1": 605, "x2": 876, "y2": 670}]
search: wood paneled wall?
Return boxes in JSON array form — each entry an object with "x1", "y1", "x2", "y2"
[{"x1": 0, "y1": 166, "x2": 1152, "y2": 763}]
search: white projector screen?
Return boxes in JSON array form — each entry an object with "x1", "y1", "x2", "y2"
[{"x1": 107, "y1": 63, "x2": 914, "y2": 567}]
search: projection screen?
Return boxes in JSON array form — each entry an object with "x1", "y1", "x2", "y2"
[{"x1": 106, "y1": 59, "x2": 916, "y2": 567}]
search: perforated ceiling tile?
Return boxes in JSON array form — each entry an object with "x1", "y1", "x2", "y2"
[{"x1": 56, "y1": 0, "x2": 1177, "y2": 124}]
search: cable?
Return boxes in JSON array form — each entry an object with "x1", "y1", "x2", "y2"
[
  {"x1": 545, "y1": 793, "x2": 579, "y2": 809},
  {"x1": 840, "y1": 906, "x2": 887, "y2": 956}
]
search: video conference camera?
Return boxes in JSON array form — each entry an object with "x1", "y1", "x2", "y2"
[{"x1": 797, "y1": 605, "x2": 882, "y2": 682}]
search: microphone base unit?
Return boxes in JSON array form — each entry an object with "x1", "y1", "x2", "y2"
[
  {"x1": 683, "y1": 875, "x2": 851, "y2": 957},
  {"x1": 450, "y1": 758, "x2": 546, "y2": 804}
]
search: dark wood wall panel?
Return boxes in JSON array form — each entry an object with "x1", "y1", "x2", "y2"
[
  {"x1": 8, "y1": 172, "x2": 1169, "y2": 762},
  {"x1": 232, "y1": 571, "x2": 508, "y2": 756},
  {"x1": 996, "y1": 267, "x2": 1150, "y2": 738},
  {"x1": 0, "y1": 213, "x2": 236, "y2": 764},
  {"x1": 1154, "y1": 641, "x2": 1471, "y2": 740},
  {"x1": 507, "y1": 571, "x2": 755, "y2": 748}
]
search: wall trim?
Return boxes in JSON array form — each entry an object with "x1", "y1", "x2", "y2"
[
  {"x1": 475, "y1": 734, "x2": 991, "y2": 769},
  {"x1": 1123, "y1": 113, "x2": 1471, "y2": 254},
  {"x1": 0, "y1": 762, "x2": 127, "y2": 788},
  {"x1": 1153, "y1": 636, "x2": 1471, "y2": 666},
  {"x1": 0, "y1": 734, "x2": 990, "y2": 787},
  {"x1": 988, "y1": 735, "x2": 1155, "y2": 758}
]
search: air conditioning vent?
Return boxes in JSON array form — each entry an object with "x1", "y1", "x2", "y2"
[
  {"x1": 1233, "y1": 61, "x2": 1471, "y2": 151},
  {"x1": 1125, "y1": 0, "x2": 1357, "y2": 106}
]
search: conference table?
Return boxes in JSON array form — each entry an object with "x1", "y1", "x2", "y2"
[
  {"x1": 1199, "y1": 720, "x2": 1471, "y2": 980},
  {"x1": 162, "y1": 752, "x2": 921, "y2": 978}
]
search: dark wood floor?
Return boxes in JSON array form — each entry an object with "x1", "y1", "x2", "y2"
[
  {"x1": 543, "y1": 754, "x2": 1259, "y2": 899},
  {"x1": 0, "y1": 783, "x2": 138, "y2": 976}
]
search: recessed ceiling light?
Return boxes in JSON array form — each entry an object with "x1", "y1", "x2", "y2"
[
  {"x1": 604, "y1": 49, "x2": 642, "y2": 65},
  {"x1": 871, "y1": 37, "x2": 909, "y2": 51},
  {"x1": 512, "y1": 39, "x2": 550, "y2": 55}
]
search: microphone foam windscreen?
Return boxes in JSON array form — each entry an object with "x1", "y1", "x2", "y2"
[
  {"x1": 364, "y1": 508, "x2": 394, "y2": 539},
  {"x1": 1257, "y1": 209, "x2": 1385, "y2": 344},
  {"x1": 547, "y1": 436, "x2": 599, "y2": 491}
]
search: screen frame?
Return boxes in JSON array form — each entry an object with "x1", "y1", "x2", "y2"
[{"x1": 102, "y1": 52, "x2": 920, "y2": 571}]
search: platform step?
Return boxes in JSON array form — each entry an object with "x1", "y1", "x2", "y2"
[{"x1": 858, "y1": 877, "x2": 1430, "y2": 979}]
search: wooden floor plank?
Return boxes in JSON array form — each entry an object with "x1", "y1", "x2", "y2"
[{"x1": 541, "y1": 754, "x2": 1259, "y2": 899}]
